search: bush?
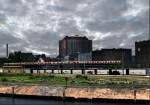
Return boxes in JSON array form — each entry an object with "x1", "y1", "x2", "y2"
[
  {"x1": 75, "y1": 75, "x2": 88, "y2": 80},
  {"x1": 109, "y1": 70, "x2": 120, "y2": 75},
  {"x1": 48, "y1": 75, "x2": 55, "y2": 78},
  {"x1": 87, "y1": 71, "x2": 93, "y2": 75},
  {"x1": 0, "y1": 77, "x2": 8, "y2": 82},
  {"x1": 0, "y1": 73, "x2": 5, "y2": 76},
  {"x1": 28, "y1": 76, "x2": 35, "y2": 80},
  {"x1": 112, "y1": 71, "x2": 120, "y2": 75}
]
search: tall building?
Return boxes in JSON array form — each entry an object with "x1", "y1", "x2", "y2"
[
  {"x1": 92, "y1": 48, "x2": 132, "y2": 68},
  {"x1": 135, "y1": 40, "x2": 150, "y2": 68},
  {"x1": 59, "y1": 35, "x2": 92, "y2": 61}
]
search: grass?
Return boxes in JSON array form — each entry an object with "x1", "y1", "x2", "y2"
[{"x1": 0, "y1": 73, "x2": 149, "y2": 89}]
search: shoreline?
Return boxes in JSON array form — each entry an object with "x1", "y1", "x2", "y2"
[{"x1": 0, "y1": 85, "x2": 150, "y2": 104}]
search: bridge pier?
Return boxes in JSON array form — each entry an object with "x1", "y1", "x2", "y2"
[
  {"x1": 61, "y1": 69, "x2": 63, "y2": 74},
  {"x1": 94, "y1": 69, "x2": 97, "y2": 75},
  {"x1": 109, "y1": 69, "x2": 112, "y2": 75},
  {"x1": 44, "y1": 69, "x2": 46, "y2": 74},
  {"x1": 70, "y1": 69, "x2": 73, "y2": 74},
  {"x1": 37, "y1": 70, "x2": 40, "y2": 74},
  {"x1": 30, "y1": 69, "x2": 33, "y2": 74},
  {"x1": 82, "y1": 69, "x2": 85, "y2": 75},
  {"x1": 51, "y1": 69, "x2": 54, "y2": 74},
  {"x1": 126, "y1": 68, "x2": 129, "y2": 75}
]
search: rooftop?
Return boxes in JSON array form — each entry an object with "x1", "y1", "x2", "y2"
[{"x1": 62, "y1": 35, "x2": 89, "y2": 40}]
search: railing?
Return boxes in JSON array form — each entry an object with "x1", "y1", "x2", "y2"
[{"x1": 4, "y1": 60, "x2": 121, "y2": 66}]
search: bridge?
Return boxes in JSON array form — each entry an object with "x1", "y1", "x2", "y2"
[{"x1": 2, "y1": 60, "x2": 124, "y2": 74}]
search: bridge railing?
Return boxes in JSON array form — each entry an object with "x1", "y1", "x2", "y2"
[{"x1": 4, "y1": 60, "x2": 121, "y2": 66}]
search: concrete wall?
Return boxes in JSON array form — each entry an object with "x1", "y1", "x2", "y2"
[
  {"x1": 0, "y1": 85, "x2": 149, "y2": 100},
  {"x1": 3, "y1": 67, "x2": 23, "y2": 73}
]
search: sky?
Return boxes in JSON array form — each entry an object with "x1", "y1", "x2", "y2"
[{"x1": 0, "y1": 0, "x2": 149, "y2": 57}]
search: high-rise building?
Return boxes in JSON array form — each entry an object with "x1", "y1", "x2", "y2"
[
  {"x1": 92, "y1": 48, "x2": 132, "y2": 68},
  {"x1": 135, "y1": 40, "x2": 150, "y2": 68},
  {"x1": 59, "y1": 35, "x2": 92, "y2": 61}
]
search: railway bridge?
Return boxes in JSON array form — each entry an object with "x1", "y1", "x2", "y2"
[{"x1": 2, "y1": 60, "x2": 128, "y2": 75}]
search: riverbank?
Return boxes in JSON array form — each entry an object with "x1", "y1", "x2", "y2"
[
  {"x1": 0, "y1": 74, "x2": 150, "y2": 103},
  {"x1": 0, "y1": 85, "x2": 150, "y2": 104},
  {"x1": 0, "y1": 74, "x2": 149, "y2": 88}
]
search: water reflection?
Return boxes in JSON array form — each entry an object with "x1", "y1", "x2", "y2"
[{"x1": 0, "y1": 97, "x2": 148, "y2": 105}]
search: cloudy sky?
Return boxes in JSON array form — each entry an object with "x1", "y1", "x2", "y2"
[{"x1": 0, "y1": 0, "x2": 149, "y2": 57}]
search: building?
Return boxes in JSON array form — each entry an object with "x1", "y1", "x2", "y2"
[
  {"x1": 9, "y1": 51, "x2": 35, "y2": 62},
  {"x1": 92, "y1": 48, "x2": 132, "y2": 68},
  {"x1": 78, "y1": 52, "x2": 92, "y2": 61},
  {"x1": 135, "y1": 40, "x2": 150, "y2": 68},
  {"x1": 59, "y1": 35, "x2": 92, "y2": 61},
  {"x1": 0, "y1": 57, "x2": 8, "y2": 67}
]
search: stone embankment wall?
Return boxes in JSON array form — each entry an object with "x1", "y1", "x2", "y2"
[{"x1": 0, "y1": 85, "x2": 149, "y2": 100}]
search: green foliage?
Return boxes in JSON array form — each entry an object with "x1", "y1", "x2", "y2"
[
  {"x1": 0, "y1": 74, "x2": 149, "y2": 88},
  {"x1": 0, "y1": 58, "x2": 9, "y2": 66},
  {"x1": 0, "y1": 77, "x2": 8, "y2": 82},
  {"x1": 75, "y1": 75, "x2": 88, "y2": 80},
  {"x1": 8, "y1": 51, "x2": 36, "y2": 63}
]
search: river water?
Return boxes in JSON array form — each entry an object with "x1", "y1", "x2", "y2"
[{"x1": 0, "y1": 97, "x2": 146, "y2": 105}]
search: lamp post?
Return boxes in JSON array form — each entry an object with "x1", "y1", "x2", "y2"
[
  {"x1": 58, "y1": 58, "x2": 62, "y2": 74},
  {"x1": 12, "y1": 86, "x2": 15, "y2": 98},
  {"x1": 12, "y1": 86, "x2": 15, "y2": 105},
  {"x1": 64, "y1": 77, "x2": 69, "y2": 88},
  {"x1": 122, "y1": 52, "x2": 124, "y2": 75},
  {"x1": 58, "y1": 59, "x2": 60, "y2": 74}
]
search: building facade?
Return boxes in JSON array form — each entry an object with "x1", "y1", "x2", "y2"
[
  {"x1": 92, "y1": 48, "x2": 132, "y2": 68},
  {"x1": 59, "y1": 35, "x2": 92, "y2": 61},
  {"x1": 135, "y1": 40, "x2": 150, "y2": 68}
]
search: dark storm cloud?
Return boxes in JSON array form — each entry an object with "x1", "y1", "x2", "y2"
[{"x1": 0, "y1": 0, "x2": 149, "y2": 57}]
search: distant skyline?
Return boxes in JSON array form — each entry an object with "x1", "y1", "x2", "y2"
[{"x1": 0, "y1": 0, "x2": 149, "y2": 57}]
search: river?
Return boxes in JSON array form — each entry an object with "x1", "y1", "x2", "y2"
[{"x1": 0, "y1": 97, "x2": 146, "y2": 105}]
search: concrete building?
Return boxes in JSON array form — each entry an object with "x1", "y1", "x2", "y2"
[
  {"x1": 92, "y1": 48, "x2": 132, "y2": 68},
  {"x1": 135, "y1": 40, "x2": 150, "y2": 68},
  {"x1": 78, "y1": 52, "x2": 92, "y2": 61},
  {"x1": 59, "y1": 35, "x2": 92, "y2": 61}
]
